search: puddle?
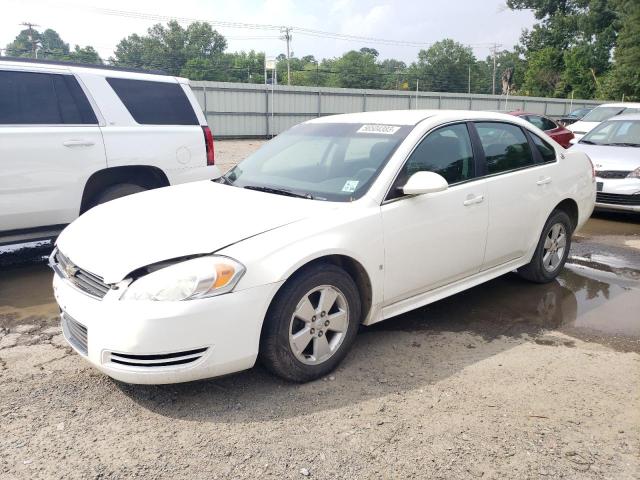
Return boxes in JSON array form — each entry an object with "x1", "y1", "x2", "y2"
[{"x1": 371, "y1": 263, "x2": 640, "y2": 353}]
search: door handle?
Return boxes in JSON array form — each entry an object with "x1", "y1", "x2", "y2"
[
  {"x1": 463, "y1": 194, "x2": 484, "y2": 206},
  {"x1": 536, "y1": 176, "x2": 552, "y2": 186},
  {"x1": 63, "y1": 140, "x2": 95, "y2": 147}
]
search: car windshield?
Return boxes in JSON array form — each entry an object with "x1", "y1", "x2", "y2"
[
  {"x1": 581, "y1": 106, "x2": 626, "y2": 122},
  {"x1": 222, "y1": 122, "x2": 411, "y2": 201},
  {"x1": 580, "y1": 119, "x2": 640, "y2": 146}
]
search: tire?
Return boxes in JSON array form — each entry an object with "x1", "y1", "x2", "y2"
[
  {"x1": 259, "y1": 263, "x2": 361, "y2": 382},
  {"x1": 88, "y1": 183, "x2": 147, "y2": 210},
  {"x1": 517, "y1": 209, "x2": 573, "y2": 283}
]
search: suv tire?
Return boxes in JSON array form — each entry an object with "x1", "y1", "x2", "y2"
[
  {"x1": 260, "y1": 263, "x2": 361, "y2": 382},
  {"x1": 88, "y1": 183, "x2": 147, "y2": 210},
  {"x1": 517, "y1": 209, "x2": 572, "y2": 283}
]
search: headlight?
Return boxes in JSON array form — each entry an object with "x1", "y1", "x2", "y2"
[
  {"x1": 121, "y1": 256, "x2": 245, "y2": 301},
  {"x1": 627, "y1": 167, "x2": 640, "y2": 179}
]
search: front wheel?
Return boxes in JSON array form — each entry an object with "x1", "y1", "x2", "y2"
[
  {"x1": 517, "y1": 210, "x2": 572, "y2": 283},
  {"x1": 259, "y1": 264, "x2": 361, "y2": 382}
]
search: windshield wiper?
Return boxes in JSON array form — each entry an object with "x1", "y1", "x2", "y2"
[
  {"x1": 214, "y1": 175, "x2": 234, "y2": 185},
  {"x1": 579, "y1": 140, "x2": 598, "y2": 145},
  {"x1": 243, "y1": 185, "x2": 313, "y2": 199}
]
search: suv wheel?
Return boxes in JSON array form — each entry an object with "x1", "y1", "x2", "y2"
[
  {"x1": 517, "y1": 210, "x2": 572, "y2": 283},
  {"x1": 88, "y1": 183, "x2": 147, "y2": 210},
  {"x1": 260, "y1": 264, "x2": 361, "y2": 382}
]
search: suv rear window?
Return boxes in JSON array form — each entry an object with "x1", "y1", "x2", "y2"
[
  {"x1": 106, "y1": 78, "x2": 198, "y2": 125},
  {"x1": 0, "y1": 71, "x2": 97, "y2": 125}
]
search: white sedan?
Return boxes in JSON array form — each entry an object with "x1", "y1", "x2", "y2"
[{"x1": 50, "y1": 110, "x2": 596, "y2": 384}]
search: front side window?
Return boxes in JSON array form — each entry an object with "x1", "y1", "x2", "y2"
[
  {"x1": 0, "y1": 71, "x2": 96, "y2": 125},
  {"x1": 224, "y1": 122, "x2": 410, "y2": 202},
  {"x1": 107, "y1": 78, "x2": 198, "y2": 125},
  {"x1": 476, "y1": 122, "x2": 535, "y2": 174},
  {"x1": 391, "y1": 124, "x2": 475, "y2": 197}
]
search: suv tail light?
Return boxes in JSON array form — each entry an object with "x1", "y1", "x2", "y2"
[{"x1": 202, "y1": 126, "x2": 215, "y2": 166}]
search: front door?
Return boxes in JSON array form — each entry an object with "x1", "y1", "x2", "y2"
[{"x1": 381, "y1": 122, "x2": 489, "y2": 305}]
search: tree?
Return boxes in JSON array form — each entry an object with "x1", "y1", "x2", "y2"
[
  {"x1": 330, "y1": 50, "x2": 381, "y2": 89},
  {"x1": 411, "y1": 39, "x2": 476, "y2": 93},
  {"x1": 111, "y1": 21, "x2": 226, "y2": 75},
  {"x1": 5, "y1": 27, "x2": 101, "y2": 64},
  {"x1": 601, "y1": 0, "x2": 640, "y2": 100},
  {"x1": 522, "y1": 47, "x2": 564, "y2": 97}
]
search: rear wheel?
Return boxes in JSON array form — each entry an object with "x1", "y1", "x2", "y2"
[
  {"x1": 517, "y1": 210, "x2": 572, "y2": 283},
  {"x1": 88, "y1": 183, "x2": 147, "y2": 210},
  {"x1": 260, "y1": 264, "x2": 361, "y2": 382}
]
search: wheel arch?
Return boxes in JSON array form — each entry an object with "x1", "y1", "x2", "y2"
[
  {"x1": 267, "y1": 254, "x2": 374, "y2": 327},
  {"x1": 80, "y1": 165, "x2": 170, "y2": 214},
  {"x1": 553, "y1": 198, "x2": 579, "y2": 232}
]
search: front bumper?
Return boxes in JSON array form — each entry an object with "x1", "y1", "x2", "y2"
[
  {"x1": 595, "y1": 177, "x2": 640, "y2": 213},
  {"x1": 53, "y1": 273, "x2": 281, "y2": 384}
]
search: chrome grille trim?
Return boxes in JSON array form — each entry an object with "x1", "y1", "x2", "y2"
[
  {"x1": 61, "y1": 313, "x2": 88, "y2": 356},
  {"x1": 596, "y1": 192, "x2": 640, "y2": 206},
  {"x1": 107, "y1": 347, "x2": 208, "y2": 368},
  {"x1": 50, "y1": 248, "x2": 110, "y2": 300}
]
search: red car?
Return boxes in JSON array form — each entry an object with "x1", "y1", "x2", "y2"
[{"x1": 508, "y1": 111, "x2": 575, "y2": 148}]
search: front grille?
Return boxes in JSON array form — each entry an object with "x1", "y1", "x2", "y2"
[
  {"x1": 596, "y1": 192, "x2": 640, "y2": 206},
  {"x1": 595, "y1": 170, "x2": 631, "y2": 179},
  {"x1": 52, "y1": 249, "x2": 110, "y2": 299},
  {"x1": 61, "y1": 313, "x2": 88, "y2": 355},
  {"x1": 108, "y1": 348, "x2": 208, "y2": 368}
]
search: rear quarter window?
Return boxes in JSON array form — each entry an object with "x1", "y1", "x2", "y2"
[{"x1": 106, "y1": 78, "x2": 198, "y2": 126}]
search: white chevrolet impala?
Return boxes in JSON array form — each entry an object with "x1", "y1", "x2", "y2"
[{"x1": 50, "y1": 110, "x2": 596, "y2": 384}]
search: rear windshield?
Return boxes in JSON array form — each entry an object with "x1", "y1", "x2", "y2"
[
  {"x1": 223, "y1": 122, "x2": 412, "y2": 202},
  {"x1": 581, "y1": 106, "x2": 626, "y2": 122},
  {"x1": 106, "y1": 78, "x2": 198, "y2": 125}
]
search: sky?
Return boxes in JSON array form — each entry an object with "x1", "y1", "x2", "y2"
[{"x1": 1, "y1": 0, "x2": 536, "y2": 63}]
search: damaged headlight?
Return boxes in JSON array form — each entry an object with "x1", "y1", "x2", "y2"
[{"x1": 121, "y1": 256, "x2": 245, "y2": 301}]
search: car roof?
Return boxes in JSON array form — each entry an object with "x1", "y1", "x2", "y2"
[
  {"x1": 595, "y1": 102, "x2": 640, "y2": 108},
  {"x1": 308, "y1": 109, "x2": 529, "y2": 126}
]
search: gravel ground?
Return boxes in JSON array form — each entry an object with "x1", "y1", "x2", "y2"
[{"x1": 1, "y1": 140, "x2": 639, "y2": 480}]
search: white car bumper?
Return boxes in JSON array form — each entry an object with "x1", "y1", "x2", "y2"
[
  {"x1": 52, "y1": 273, "x2": 281, "y2": 384},
  {"x1": 595, "y1": 177, "x2": 640, "y2": 213}
]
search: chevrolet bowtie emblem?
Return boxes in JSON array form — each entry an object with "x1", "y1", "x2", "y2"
[{"x1": 64, "y1": 263, "x2": 78, "y2": 278}]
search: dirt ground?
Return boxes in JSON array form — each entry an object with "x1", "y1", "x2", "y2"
[{"x1": 1, "y1": 140, "x2": 639, "y2": 480}]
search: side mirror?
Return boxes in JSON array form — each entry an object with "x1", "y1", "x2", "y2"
[{"x1": 401, "y1": 171, "x2": 448, "y2": 195}]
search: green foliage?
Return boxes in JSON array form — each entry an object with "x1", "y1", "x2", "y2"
[
  {"x1": 411, "y1": 39, "x2": 476, "y2": 93},
  {"x1": 5, "y1": 27, "x2": 101, "y2": 64}
]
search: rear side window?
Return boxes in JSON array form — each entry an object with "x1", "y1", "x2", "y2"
[
  {"x1": 107, "y1": 78, "x2": 198, "y2": 125},
  {"x1": 0, "y1": 71, "x2": 97, "y2": 125},
  {"x1": 526, "y1": 115, "x2": 557, "y2": 131},
  {"x1": 531, "y1": 134, "x2": 556, "y2": 163},
  {"x1": 476, "y1": 122, "x2": 534, "y2": 174}
]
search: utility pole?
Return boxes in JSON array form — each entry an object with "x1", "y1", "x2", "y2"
[
  {"x1": 280, "y1": 27, "x2": 292, "y2": 85},
  {"x1": 490, "y1": 43, "x2": 502, "y2": 96},
  {"x1": 21, "y1": 22, "x2": 40, "y2": 58}
]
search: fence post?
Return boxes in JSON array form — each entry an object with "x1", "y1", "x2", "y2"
[
  {"x1": 408, "y1": 95, "x2": 412, "y2": 109},
  {"x1": 544, "y1": 102, "x2": 549, "y2": 115},
  {"x1": 438, "y1": 95, "x2": 442, "y2": 109},
  {"x1": 203, "y1": 85, "x2": 208, "y2": 117},
  {"x1": 265, "y1": 87, "x2": 270, "y2": 138},
  {"x1": 317, "y1": 90, "x2": 321, "y2": 118},
  {"x1": 362, "y1": 92, "x2": 367, "y2": 111}
]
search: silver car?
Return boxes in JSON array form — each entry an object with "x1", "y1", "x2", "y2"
[{"x1": 571, "y1": 114, "x2": 640, "y2": 213}]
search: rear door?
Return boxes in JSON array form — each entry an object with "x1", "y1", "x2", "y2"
[
  {"x1": 0, "y1": 68, "x2": 106, "y2": 232},
  {"x1": 473, "y1": 121, "x2": 556, "y2": 270}
]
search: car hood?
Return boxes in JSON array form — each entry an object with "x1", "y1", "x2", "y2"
[
  {"x1": 56, "y1": 181, "x2": 336, "y2": 283},
  {"x1": 570, "y1": 144, "x2": 640, "y2": 171},
  {"x1": 568, "y1": 121, "x2": 599, "y2": 134}
]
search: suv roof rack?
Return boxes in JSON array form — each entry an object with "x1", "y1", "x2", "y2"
[{"x1": 0, "y1": 56, "x2": 168, "y2": 76}]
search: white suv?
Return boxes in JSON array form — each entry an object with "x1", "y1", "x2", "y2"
[{"x1": 0, "y1": 58, "x2": 219, "y2": 246}]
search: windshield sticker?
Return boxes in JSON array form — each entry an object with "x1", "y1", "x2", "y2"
[
  {"x1": 342, "y1": 180, "x2": 359, "y2": 193},
  {"x1": 357, "y1": 124, "x2": 401, "y2": 135}
]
